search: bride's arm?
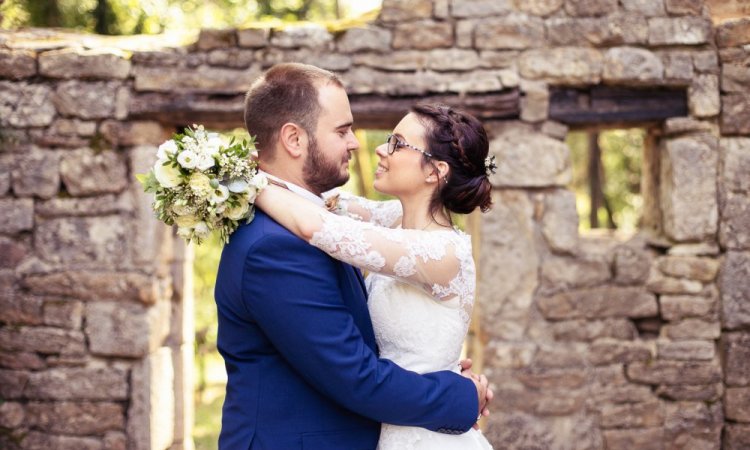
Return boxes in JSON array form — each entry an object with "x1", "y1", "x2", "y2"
[
  {"x1": 325, "y1": 190, "x2": 402, "y2": 228},
  {"x1": 256, "y1": 183, "x2": 468, "y2": 301}
]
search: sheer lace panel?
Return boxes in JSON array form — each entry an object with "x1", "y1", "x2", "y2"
[{"x1": 335, "y1": 191, "x2": 403, "y2": 228}]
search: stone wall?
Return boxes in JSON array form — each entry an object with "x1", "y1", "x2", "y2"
[{"x1": 0, "y1": 1, "x2": 748, "y2": 449}]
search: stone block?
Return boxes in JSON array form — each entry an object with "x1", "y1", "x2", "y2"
[
  {"x1": 259, "y1": 48, "x2": 351, "y2": 72},
  {"x1": 0, "y1": 369, "x2": 29, "y2": 399},
  {"x1": 621, "y1": 0, "x2": 665, "y2": 16},
  {"x1": 601, "y1": 401, "x2": 665, "y2": 428},
  {"x1": 0, "y1": 401, "x2": 24, "y2": 428},
  {"x1": 720, "y1": 192, "x2": 750, "y2": 250},
  {"x1": 0, "y1": 81, "x2": 56, "y2": 127},
  {"x1": 564, "y1": 0, "x2": 617, "y2": 16},
  {"x1": 660, "y1": 295, "x2": 717, "y2": 321},
  {"x1": 665, "y1": 0, "x2": 702, "y2": 15},
  {"x1": 426, "y1": 48, "x2": 480, "y2": 71},
  {"x1": 547, "y1": 14, "x2": 649, "y2": 46},
  {"x1": 603, "y1": 428, "x2": 663, "y2": 450},
  {"x1": 104, "y1": 431, "x2": 127, "y2": 450},
  {"x1": 646, "y1": 269, "x2": 704, "y2": 295},
  {"x1": 656, "y1": 256, "x2": 720, "y2": 282},
  {"x1": 19, "y1": 432, "x2": 102, "y2": 450},
  {"x1": 196, "y1": 28, "x2": 237, "y2": 50},
  {"x1": 488, "y1": 128, "x2": 571, "y2": 187},
  {"x1": 512, "y1": 0, "x2": 563, "y2": 15},
  {"x1": 60, "y1": 148, "x2": 128, "y2": 196},
  {"x1": 657, "y1": 340, "x2": 715, "y2": 360},
  {"x1": 24, "y1": 367, "x2": 128, "y2": 400},
  {"x1": 656, "y1": 383, "x2": 722, "y2": 401},
  {"x1": 663, "y1": 117, "x2": 714, "y2": 135},
  {"x1": 379, "y1": 0, "x2": 434, "y2": 21},
  {"x1": 531, "y1": 343, "x2": 587, "y2": 368},
  {"x1": 722, "y1": 63, "x2": 750, "y2": 93},
  {"x1": 0, "y1": 157, "x2": 10, "y2": 196},
  {"x1": 456, "y1": 20, "x2": 474, "y2": 47},
  {"x1": 337, "y1": 27, "x2": 391, "y2": 53},
  {"x1": 477, "y1": 50, "x2": 519, "y2": 69},
  {"x1": 550, "y1": 318, "x2": 637, "y2": 341},
  {"x1": 0, "y1": 49, "x2": 36, "y2": 79},
  {"x1": 537, "y1": 286, "x2": 658, "y2": 320},
  {"x1": 0, "y1": 291, "x2": 42, "y2": 326},
  {"x1": 589, "y1": 339, "x2": 654, "y2": 366},
  {"x1": 717, "y1": 18, "x2": 750, "y2": 48},
  {"x1": 661, "y1": 50, "x2": 693, "y2": 83},
  {"x1": 128, "y1": 347, "x2": 175, "y2": 450},
  {"x1": 36, "y1": 193, "x2": 133, "y2": 217},
  {"x1": 23, "y1": 270, "x2": 160, "y2": 303},
  {"x1": 725, "y1": 424, "x2": 750, "y2": 450},
  {"x1": 271, "y1": 24, "x2": 334, "y2": 49},
  {"x1": 451, "y1": 0, "x2": 511, "y2": 17},
  {"x1": 237, "y1": 28, "x2": 269, "y2": 48},
  {"x1": 26, "y1": 401, "x2": 125, "y2": 435},
  {"x1": 519, "y1": 47, "x2": 603, "y2": 84},
  {"x1": 50, "y1": 118, "x2": 97, "y2": 137},
  {"x1": 43, "y1": 299, "x2": 83, "y2": 329},
  {"x1": 99, "y1": 120, "x2": 171, "y2": 147},
  {"x1": 722, "y1": 93, "x2": 750, "y2": 135},
  {"x1": 206, "y1": 48, "x2": 256, "y2": 68},
  {"x1": 0, "y1": 349, "x2": 44, "y2": 370},
  {"x1": 649, "y1": 17, "x2": 712, "y2": 45},
  {"x1": 515, "y1": 367, "x2": 588, "y2": 390},
  {"x1": 447, "y1": 69, "x2": 507, "y2": 93},
  {"x1": 474, "y1": 15, "x2": 545, "y2": 50},
  {"x1": 664, "y1": 401, "x2": 723, "y2": 448},
  {"x1": 0, "y1": 198, "x2": 33, "y2": 233},
  {"x1": 485, "y1": 342, "x2": 536, "y2": 369},
  {"x1": 53, "y1": 80, "x2": 119, "y2": 119},
  {"x1": 86, "y1": 301, "x2": 171, "y2": 357},
  {"x1": 35, "y1": 216, "x2": 127, "y2": 267},
  {"x1": 0, "y1": 234, "x2": 28, "y2": 269},
  {"x1": 353, "y1": 50, "x2": 427, "y2": 71},
  {"x1": 722, "y1": 332, "x2": 750, "y2": 386},
  {"x1": 540, "y1": 255, "x2": 610, "y2": 295},
  {"x1": 688, "y1": 74, "x2": 721, "y2": 118},
  {"x1": 613, "y1": 245, "x2": 652, "y2": 284},
  {"x1": 39, "y1": 48, "x2": 130, "y2": 79},
  {"x1": 726, "y1": 388, "x2": 750, "y2": 422},
  {"x1": 0, "y1": 326, "x2": 85, "y2": 355},
  {"x1": 540, "y1": 189, "x2": 579, "y2": 253},
  {"x1": 11, "y1": 148, "x2": 60, "y2": 199},
  {"x1": 520, "y1": 88, "x2": 549, "y2": 122},
  {"x1": 720, "y1": 252, "x2": 750, "y2": 329},
  {"x1": 392, "y1": 21, "x2": 453, "y2": 49},
  {"x1": 603, "y1": 46, "x2": 663, "y2": 84},
  {"x1": 693, "y1": 50, "x2": 719, "y2": 73},
  {"x1": 134, "y1": 65, "x2": 260, "y2": 94},
  {"x1": 660, "y1": 135, "x2": 718, "y2": 242},
  {"x1": 627, "y1": 360, "x2": 722, "y2": 385}
]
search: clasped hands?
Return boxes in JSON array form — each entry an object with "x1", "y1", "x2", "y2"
[{"x1": 459, "y1": 358, "x2": 493, "y2": 429}]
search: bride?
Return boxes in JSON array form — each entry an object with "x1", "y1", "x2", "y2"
[{"x1": 255, "y1": 102, "x2": 495, "y2": 450}]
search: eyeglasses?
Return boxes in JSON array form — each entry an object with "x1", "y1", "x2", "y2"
[{"x1": 385, "y1": 134, "x2": 433, "y2": 158}]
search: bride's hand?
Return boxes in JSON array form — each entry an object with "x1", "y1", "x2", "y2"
[{"x1": 460, "y1": 359, "x2": 493, "y2": 429}]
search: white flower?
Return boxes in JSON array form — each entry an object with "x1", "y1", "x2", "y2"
[
  {"x1": 172, "y1": 203, "x2": 194, "y2": 216},
  {"x1": 189, "y1": 173, "x2": 213, "y2": 198},
  {"x1": 177, "y1": 226, "x2": 193, "y2": 239},
  {"x1": 251, "y1": 173, "x2": 268, "y2": 190},
  {"x1": 244, "y1": 186, "x2": 259, "y2": 203},
  {"x1": 226, "y1": 199, "x2": 250, "y2": 220},
  {"x1": 206, "y1": 133, "x2": 223, "y2": 156},
  {"x1": 196, "y1": 153, "x2": 215, "y2": 171},
  {"x1": 210, "y1": 184, "x2": 230, "y2": 204},
  {"x1": 194, "y1": 221, "x2": 211, "y2": 239},
  {"x1": 177, "y1": 150, "x2": 198, "y2": 169},
  {"x1": 227, "y1": 178, "x2": 249, "y2": 193},
  {"x1": 154, "y1": 161, "x2": 182, "y2": 188},
  {"x1": 157, "y1": 140, "x2": 178, "y2": 160},
  {"x1": 174, "y1": 214, "x2": 200, "y2": 227}
]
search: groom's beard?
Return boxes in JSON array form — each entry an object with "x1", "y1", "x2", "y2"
[{"x1": 303, "y1": 135, "x2": 350, "y2": 195}]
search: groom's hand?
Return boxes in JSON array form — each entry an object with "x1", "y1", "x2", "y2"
[{"x1": 460, "y1": 359, "x2": 493, "y2": 429}]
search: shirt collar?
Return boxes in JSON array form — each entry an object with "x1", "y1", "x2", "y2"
[{"x1": 260, "y1": 170, "x2": 325, "y2": 207}]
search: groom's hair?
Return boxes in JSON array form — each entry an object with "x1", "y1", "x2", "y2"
[{"x1": 244, "y1": 63, "x2": 343, "y2": 159}]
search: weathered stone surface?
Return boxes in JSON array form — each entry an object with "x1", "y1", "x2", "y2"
[
  {"x1": 0, "y1": 156, "x2": 10, "y2": 196},
  {"x1": 564, "y1": 0, "x2": 617, "y2": 16},
  {"x1": 0, "y1": 198, "x2": 33, "y2": 233},
  {"x1": 0, "y1": 369, "x2": 29, "y2": 399},
  {"x1": 656, "y1": 256, "x2": 720, "y2": 282},
  {"x1": 128, "y1": 347, "x2": 175, "y2": 450},
  {"x1": 656, "y1": 383, "x2": 722, "y2": 401},
  {"x1": 11, "y1": 148, "x2": 59, "y2": 199},
  {"x1": 664, "y1": 401, "x2": 723, "y2": 449},
  {"x1": 540, "y1": 189, "x2": 579, "y2": 253},
  {"x1": 540, "y1": 255, "x2": 610, "y2": 295},
  {"x1": 722, "y1": 332, "x2": 750, "y2": 386},
  {"x1": 23, "y1": 271, "x2": 160, "y2": 303},
  {"x1": 550, "y1": 319, "x2": 637, "y2": 341},
  {"x1": 722, "y1": 63, "x2": 750, "y2": 93},
  {"x1": 603, "y1": 46, "x2": 663, "y2": 84},
  {"x1": 603, "y1": 428, "x2": 663, "y2": 450},
  {"x1": 621, "y1": 0, "x2": 665, "y2": 16},
  {"x1": 196, "y1": 28, "x2": 237, "y2": 50},
  {"x1": 43, "y1": 299, "x2": 83, "y2": 329},
  {"x1": 0, "y1": 401, "x2": 25, "y2": 428},
  {"x1": 601, "y1": 401, "x2": 664, "y2": 428},
  {"x1": 205, "y1": 48, "x2": 256, "y2": 68},
  {"x1": 720, "y1": 252, "x2": 750, "y2": 329},
  {"x1": 649, "y1": 17, "x2": 713, "y2": 45},
  {"x1": 353, "y1": 50, "x2": 427, "y2": 71},
  {"x1": 26, "y1": 401, "x2": 125, "y2": 435},
  {"x1": 50, "y1": 118, "x2": 97, "y2": 137},
  {"x1": 0, "y1": 82, "x2": 56, "y2": 127},
  {"x1": 661, "y1": 50, "x2": 694, "y2": 83},
  {"x1": 474, "y1": 15, "x2": 545, "y2": 50},
  {"x1": 725, "y1": 424, "x2": 750, "y2": 449},
  {"x1": 613, "y1": 245, "x2": 652, "y2": 284},
  {"x1": 546, "y1": 14, "x2": 649, "y2": 46},
  {"x1": 722, "y1": 93, "x2": 750, "y2": 135},
  {"x1": 720, "y1": 192, "x2": 750, "y2": 250},
  {"x1": 647, "y1": 269, "x2": 704, "y2": 295},
  {"x1": 258, "y1": 48, "x2": 352, "y2": 72},
  {"x1": 337, "y1": 27, "x2": 391, "y2": 53},
  {"x1": 53, "y1": 81, "x2": 119, "y2": 119},
  {"x1": 537, "y1": 286, "x2": 658, "y2": 320},
  {"x1": 99, "y1": 120, "x2": 171, "y2": 147},
  {"x1": 237, "y1": 28, "x2": 268, "y2": 48},
  {"x1": 532, "y1": 343, "x2": 587, "y2": 368},
  {"x1": 270, "y1": 24, "x2": 331, "y2": 48},
  {"x1": 0, "y1": 49, "x2": 36, "y2": 79},
  {"x1": 451, "y1": 0, "x2": 511, "y2": 17},
  {"x1": 488, "y1": 128, "x2": 571, "y2": 187},
  {"x1": 657, "y1": 340, "x2": 715, "y2": 360},
  {"x1": 513, "y1": 0, "x2": 563, "y2": 16},
  {"x1": 665, "y1": 0, "x2": 702, "y2": 15},
  {"x1": 36, "y1": 193, "x2": 133, "y2": 217},
  {"x1": 35, "y1": 216, "x2": 127, "y2": 267},
  {"x1": 60, "y1": 149, "x2": 128, "y2": 196},
  {"x1": 0, "y1": 235, "x2": 29, "y2": 269},
  {"x1": 660, "y1": 135, "x2": 718, "y2": 241},
  {"x1": 392, "y1": 21, "x2": 453, "y2": 49},
  {"x1": 426, "y1": 48, "x2": 480, "y2": 71},
  {"x1": 627, "y1": 360, "x2": 722, "y2": 385},
  {"x1": 589, "y1": 339, "x2": 654, "y2": 366},
  {"x1": 689, "y1": 74, "x2": 721, "y2": 118},
  {"x1": 379, "y1": 0, "x2": 433, "y2": 21},
  {"x1": 519, "y1": 47, "x2": 603, "y2": 84},
  {"x1": 726, "y1": 388, "x2": 750, "y2": 422},
  {"x1": 541, "y1": 120, "x2": 568, "y2": 140},
  {"x1": 133, "y1": 65, "x2": 259, "y2": 94},
  {"x1": 86, "y1": 301, "x2": 170, "y2": 358},
  {"x1": 660, "y1": 295, "x2": 717, "y2": 321},
  {"x1": 717, "y1": 18, "x2": 750, "y2": 48},
  {"x1": 341, "y1": 66, "x2": 453, "y2": 95},
  {"x1": 0, "y1": 291, "x2": 43, "y2": 326},
  {"x1": 447, "y1": 69, "x2": 510, "y2": 93},
  {"x1": 663, "y1": 117, "x2": 713, "y2": 135},
  {"x1": 0, "y1": 326, "x2": 84, "y2": 355},
  {"x1": 485, "y1": 342, "x2": 536, "y2": 369},
  {"x1": 104, "y1": 431, "x2": 127, "y2": 450},
  {"x1": 39, "y1": 49, "x2": 130, "y2": 79},
  {"x1": 492, "y1": 387, "x2": 586, "y2": 416},
  {"x1": 20, "y1": 431, "x2": 103, "y2": 450},
  {"x1": 24, "y1": 367, "x2": 128, "y2": 400},
  {"x1": 515, "y1": 367, "x2": 588, "y2": 390}
]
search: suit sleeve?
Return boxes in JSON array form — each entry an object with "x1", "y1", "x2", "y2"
[{"x1": 241, "y1": 232, "x2": 478, "y2": 433}]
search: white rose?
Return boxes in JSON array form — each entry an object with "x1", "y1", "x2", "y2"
[
  {"x1": 189, "y1": 173, "x2": 212, "y2": 198},
  {"x1": 206, "y1": 133, "x2": 223, "y2": 156},
  {"x1": 157, "y1": 140, "x2": 178, "y2": 160},
  {"x1": 177, "y1": 150, "x2": 198, "y2": 169},
  {"x1": 244, "y1": 185, "x2": 258, "y2": 203},
  {"x1": 154, "y1": 161, "x2": 182, "y2": 188},
  {"x1": 196, "y1": 153, "x2": 215, "y2": 171},
  {"x1": 194, "y1": 221, "x2": 211, "y2": 239},
  {"x1": 251, "y1": 173, "x2": 268, "y2": 190},
  {"x1": 227, "y1": 178, "x2": 249, "y2": 193},
  {"x1": 210, "y1": 184, "x2": 230, "y2": 204},
  {"x1": 226, "y1": 199, "x2": 250, "y2": 220},
  {"x1": 177, "y1": 226, "x2": 193, "y2": 240}
]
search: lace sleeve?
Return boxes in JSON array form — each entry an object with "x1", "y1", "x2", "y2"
[
  {"x1": 328, "y1": 190, "x2": 402, "y2": 228},
  {"x1": 309, "y1": 212, "x2": 475, "y2": 304}
]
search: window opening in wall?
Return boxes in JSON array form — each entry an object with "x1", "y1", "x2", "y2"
[{"x1": 567, "y1": 128, "x2": 646, "y2": 235}]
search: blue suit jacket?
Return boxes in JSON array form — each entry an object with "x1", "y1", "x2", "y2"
[{"x1": 215, "y1": 210, "x2": 478, "y2": 450}]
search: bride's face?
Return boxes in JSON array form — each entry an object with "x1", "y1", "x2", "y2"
[{"x1": 373, "y1": 113, "x2": 438, "y2": 197}]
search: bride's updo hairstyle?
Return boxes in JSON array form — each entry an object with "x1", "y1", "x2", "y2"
[{"x1": 411, "y1": 103, "x2": 493, "y2": 215}]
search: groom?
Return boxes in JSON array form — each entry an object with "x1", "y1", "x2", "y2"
[{"x1": 214, "y1": 62, "x2": 489, "y2": 449}]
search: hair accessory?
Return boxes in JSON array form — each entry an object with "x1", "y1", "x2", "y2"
[{"x1": 484, "y1": 155, "x2": 497, "y2": 176}]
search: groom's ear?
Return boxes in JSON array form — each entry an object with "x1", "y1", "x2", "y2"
[{"x1": 279, "y1": 122, "x2": 308, "y2": 158}]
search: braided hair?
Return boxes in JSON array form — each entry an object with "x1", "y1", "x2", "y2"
[{"x1": 411, "y1": 103, "x2": 493, "y2": 215}]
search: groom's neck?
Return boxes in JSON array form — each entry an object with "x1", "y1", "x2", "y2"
[{"x1": 260, "y1": 163, "x2": 314, "y2": 194}]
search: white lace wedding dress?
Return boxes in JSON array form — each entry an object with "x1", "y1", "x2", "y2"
[{"x1": 310, "y1": 193, "x2": 493, "y2": 450}]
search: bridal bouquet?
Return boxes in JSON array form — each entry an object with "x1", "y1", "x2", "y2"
[{"x1": 136, "y1": 125, "x2": 267, "y2": 244}]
